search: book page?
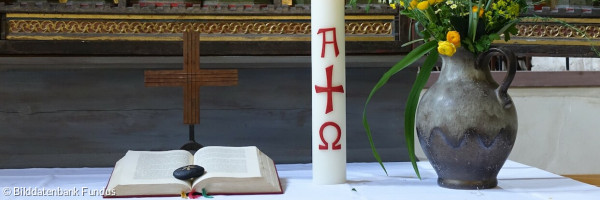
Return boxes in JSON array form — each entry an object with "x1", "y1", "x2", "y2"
[
  {"x1": 190, "y1": 147, "x2": 282, "y2": 194},
  {"x1": 117, "y1": 150, "x2": 193, "y2": 185},
  {"x1": 105, "y1": 150, "x2": 194, "y2": 197},
  {"x1": 193, "y1": 146, "x2": 261, "y2": 178},
  {"x1": 258, "y1": 150, "x2": 281, "y2": 191}
]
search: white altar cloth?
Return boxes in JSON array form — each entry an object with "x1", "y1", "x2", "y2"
[{"x1": 1, "y1": 160, "x2": 598, "y2": 200}]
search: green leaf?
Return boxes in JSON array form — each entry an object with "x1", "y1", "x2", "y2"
[
  {"x1": 363, "y1": 40, "x2": 437, "y2": 176},
  {"x1": 468, "y1": 2, "x2": 484, "y2": 42},
  {"x1": 504, "y1": 31, "x2": 511, "y2": 41},
  {"x1": 404, "y1": 49, "x2": 439, "y2": 179},
  {"x1": 475, "y1": 43, "x2": 484, "y2": 52},
  {"x1": 496, "y1": 19, "x2": 520, "y2": 36},
  {"x1": 351, "y1": 0, "x2": 374, "y2": 12},
  {"x1": 484, "y1": 0, "x2": 493, "y2": 10},
  {"x1": 349, "y1": 0, "x2": 357, "y2": 8},
  {"x1": 467, "y1": 1, "x2": 476, "y2": 42},
  {"x1": 489, "y1": 33, "x2": 501, "y2": 41},
  {"x1": 508, "y1": 26, "x2": 519, "y2": 35},
  {"x1": 464, "y1": 39, "x2": 475, "y2": 53},
  {"x1": 401, "y1": 39, "x2": 425, "y2": 47}
]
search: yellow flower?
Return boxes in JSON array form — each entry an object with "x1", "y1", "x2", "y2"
[
  {"x1": 508, "y1": 4, "x2": 520, "y2": 18},
  {"x1": 438, "y1": 41, "x2": 457, "y2": 57},
  {"x1": 399, "y1": 1, "x2": 405, "y2": 7},
  {"x1": 435, "y1": 0, "x2": 444, "y2": 3},
  {"x1": 472, "y1": 5, "x2": 484, "y2": 18},
  {"x1": 390, "y1": 3, "x2": 397, "y2": 9},
  {"x1": 427, "y1": 0, "x2": 436, "y2": 5},
  {"x1": 446, "y1": 31, "x2": 461, "y2": 47},
  {"x1": 498, "y1": 0, "x2": 507, "y2": 7},
  {"x1": 417, "y1": 1, "x2": 429, "y2": 10},
  {"x1": 409, "y1": 0, "x2": 418, "y2": 10}
]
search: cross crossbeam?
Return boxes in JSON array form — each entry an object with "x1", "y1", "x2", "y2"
[{"x1": 145, "y1": 31, "x2": 238, "y2": 125}]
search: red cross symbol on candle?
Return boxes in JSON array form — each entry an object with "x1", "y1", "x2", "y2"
[{"x1": 315, "y1": 65, "x2": 344, "y2": 114}]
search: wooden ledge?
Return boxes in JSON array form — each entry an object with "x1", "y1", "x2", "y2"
[
  {"x1": 0, "y1": 40, "x2": 408, "y2": 56},
  {"x1": 426, "y1": 71, "x2": 600, "y2": 88},
  {"x1": 563, "y1": 175, "x2": 600, "y2": 187}
]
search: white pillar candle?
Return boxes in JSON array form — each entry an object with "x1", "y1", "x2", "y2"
[{"x1": 311, "y1": 0, "x2": 346, "y2": 185}]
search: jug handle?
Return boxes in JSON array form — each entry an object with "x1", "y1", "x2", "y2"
[{"x1": 477, "y1": 47, "x2": 517, "y2": 109}]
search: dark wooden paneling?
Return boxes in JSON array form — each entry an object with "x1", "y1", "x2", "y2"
[
  {"x1": 0, "y1": 13, "x2": 6, "y2": 40},
  {"x1": 0, "y1": 66, "x2": 418, "y2": 168}
]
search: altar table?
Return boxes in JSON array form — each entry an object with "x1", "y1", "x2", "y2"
[{"x1": 1, "y1": 160, "x2": 599, "y2": 200}]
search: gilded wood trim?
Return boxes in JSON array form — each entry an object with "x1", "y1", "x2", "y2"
[
  {"x1": 513, "y1": 24, "x2": 600, "y2": 39},
  {"x1": 7, "y1": 21, "x2": 393, "y2": 35},
  {"x1": 521, "y1": 18, "x2": 600, "y2": 24},
  {"x1": 346, "y1": 15, "x2": 395, "y2": 20},
  {"x1": 5, "y1": 15, "x2": 395, "y2": 41},
  {"x1": 8, "y1": 21, "x2": 313, "y2": 35},
  {"x1": 496, "y1": 18, "x2": 600, "y2": 46}
]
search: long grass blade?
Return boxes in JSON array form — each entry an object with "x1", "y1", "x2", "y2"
[
  {"x1": 363, "y1": 40, "x2": 437, "y2": 175},
  {"x1": 496, "y1": 19, "x2": 520, "y2": 36},
  {"x1": 401, "y1": 39, "x2": 425, "y2": 47},
  {"x1": 404, "y1": 49, "x2": 438, "y2": 179},
  {"x1": 468, "y1": 1, "x2": 482, "y2": 43}
]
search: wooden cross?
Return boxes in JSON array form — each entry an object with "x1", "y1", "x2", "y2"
[{"x1": 144, "y1": 31, "x2": 238, "y2": 150}]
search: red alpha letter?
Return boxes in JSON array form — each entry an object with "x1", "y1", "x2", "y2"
[
  {"x1": 317, "y1": 28, "x2": 340, "y2": 58},
  {"x1": 318, "y1": 122, "x2": 342, "y2": 150}
]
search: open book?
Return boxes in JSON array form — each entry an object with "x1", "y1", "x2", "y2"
[{"x1": 104, "y1": 146, "x2": 282, "y2": 198}]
